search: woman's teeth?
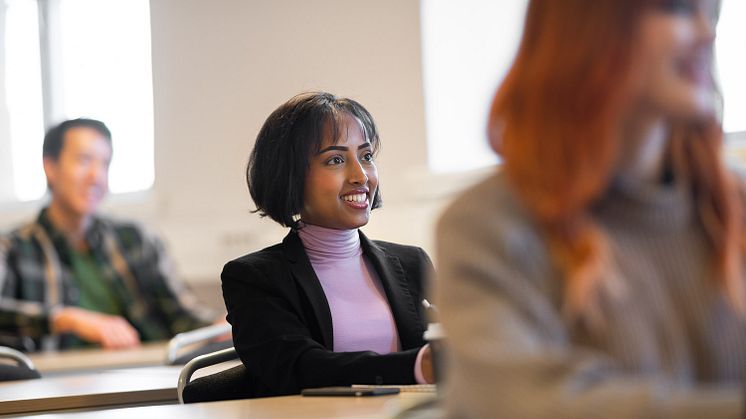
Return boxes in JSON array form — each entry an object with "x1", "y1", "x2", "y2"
[{"x1": 342, "y1": 193, "x2": 367, "y2": 202}]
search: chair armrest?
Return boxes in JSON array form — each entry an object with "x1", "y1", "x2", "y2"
[
  {"x1": 0, "y1": 346, "x2": 36, "y2": 370},
  {"x1": 177, "y1": 346, "x2": 238, "y2": 404}
]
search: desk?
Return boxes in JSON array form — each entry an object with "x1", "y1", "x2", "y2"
[
  {"x1": 0, "y1": 366, "x2": 179, "y2": 416},
  {"x1": 0, "y1": 362, "x2": 240, "y2": 416},
  {"x1": 26, "y1": 393, "x2": 438, "y2": 419},
  {"x1": 28, "y1": 342, "x2": 169, "y2": 375}
]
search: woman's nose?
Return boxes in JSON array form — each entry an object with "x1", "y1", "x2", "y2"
[{"x1": 348, "y1": 161, "x2": 369, "y2": 185}]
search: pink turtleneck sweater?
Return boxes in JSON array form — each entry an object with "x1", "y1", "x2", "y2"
[{"x1": 297, "y1": 223, "x2": 401, "y2": 354}]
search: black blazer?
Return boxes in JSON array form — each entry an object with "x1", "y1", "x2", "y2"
[{"x1": 221, "y1": 229, "x2": 433, "y2": 397}]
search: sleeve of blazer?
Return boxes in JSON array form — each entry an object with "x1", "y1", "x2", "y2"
[{"x1": 221, "y1": 257, "x2": 423, "y2": 397}]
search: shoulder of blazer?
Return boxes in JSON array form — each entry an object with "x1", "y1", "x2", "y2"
[{"x1": 226, "y1": 241, "x2": 287, "y2": 269}]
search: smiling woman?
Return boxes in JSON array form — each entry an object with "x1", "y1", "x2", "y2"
[{"x1": 221, "y1": 92, "x2": 436, "y2": 398}]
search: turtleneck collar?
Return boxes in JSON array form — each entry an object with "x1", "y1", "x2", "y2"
[
  {"x1": 594, "y1": 174, "x2": 693, "y2": 231},
  {"x1": 297, "y1": 222, "x2": 362, "y2": 262}
]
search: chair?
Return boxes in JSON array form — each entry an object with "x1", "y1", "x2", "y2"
[
  {"x1": 166, "y1": 323, "x2": 233, "y2": 365},
  {"x1": 177, "y1": 346, "x2": 255, "y2": 403},
  {"x1": 0, "y1": 346, "x2": 41, "y2": 382}
]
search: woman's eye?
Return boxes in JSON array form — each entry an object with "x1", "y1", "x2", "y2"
[
  {"x1": 361, "y1": 152, "x2": 374, "y2": 162},
  {"x1": 657, "y1": 0, "x2": 697, "y2": 14},
  {"x1": 326, "y1": 156, "x2": 344, "y2": 165}
]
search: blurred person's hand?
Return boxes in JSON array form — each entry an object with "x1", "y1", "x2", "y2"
[
  {"x1": 52, "y1": 307, "x2": 141, "y2": 349},
  {"x1": 421, "y1": 345, "x2": 435, "y2": 384}
]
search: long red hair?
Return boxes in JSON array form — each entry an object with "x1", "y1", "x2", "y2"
[{"x1": 489, "y1": 0, "x2": 743, "y2": 317}]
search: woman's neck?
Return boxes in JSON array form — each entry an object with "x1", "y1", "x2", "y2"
[{"x1": 617, "y1": 112, "x2": 669, "y2": 185}]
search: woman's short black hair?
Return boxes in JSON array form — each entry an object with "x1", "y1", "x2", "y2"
[{"x1": 246, "y1": 91, "x2": 382, "y2": 228}]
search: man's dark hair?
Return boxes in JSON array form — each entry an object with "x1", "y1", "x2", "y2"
[
  {"x1": 43, "y1": 118, "x2": 112, "y2": 160},
  {"x1": 247, "y1": 92, "x2": 382, "y2": 228}
]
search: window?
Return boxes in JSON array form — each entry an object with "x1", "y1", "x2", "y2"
[
  {"x1": 420, "y1": 0, "x2": 526, "y2": 173},
  {"x1": 421, "y1": 0, "x2": 746, "y2": 173},
  {"x1": 717, "y1": 0, "x2": 746, "y2": 134},
  {"x1": 0, "y1": 0, "x2": 154, "y2": 204},
  {"x1": 1, "y1": 0, "x2": 44, "y2": 202}
]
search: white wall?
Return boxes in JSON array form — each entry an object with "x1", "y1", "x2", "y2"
[
  {"x1": 0, "y1": 0, "x2": 489, "y2": 285},
  {"x1": 147, "y1": 0, "x2": 440, "y2": 283}
]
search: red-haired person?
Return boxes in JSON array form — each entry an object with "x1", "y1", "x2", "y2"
[{"x1": 436, "y1": 0, "x2": 744, "y2": 417}]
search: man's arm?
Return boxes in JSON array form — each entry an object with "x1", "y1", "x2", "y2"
[{"x1": 2, "y1": 233, "x2": 142, "y2": 350}]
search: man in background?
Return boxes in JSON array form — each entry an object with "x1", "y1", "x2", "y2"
[{"x1": 0, "y1": 118, "x2": 219, "y2": 351}]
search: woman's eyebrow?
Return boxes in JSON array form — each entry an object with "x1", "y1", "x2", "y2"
[
  {"x1": 316, "y1": 145, "x2": 347, "y2": 154},
  {"x1": 316, "y1": 143, "x2": 372, "y2": 154}
]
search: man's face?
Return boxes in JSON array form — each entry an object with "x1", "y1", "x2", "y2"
[{"x1": 44, "y1": 127, "x2": 112, "y2": 219}]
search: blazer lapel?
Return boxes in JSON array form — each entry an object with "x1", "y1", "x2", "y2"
[
  {"x1": 360, "y1": 231, "x2": 425, "y2": 349},
  {"x1": 282, "y1": 231, "x2": 334, "y2": 349}
]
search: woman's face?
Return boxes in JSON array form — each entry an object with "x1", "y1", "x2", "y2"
[
  {"x1": 633, "y1": 0, "x2": 718, "y2": 121},
  {"x1": 300, "y1": 113, "x2": 379, "y2": 230}
]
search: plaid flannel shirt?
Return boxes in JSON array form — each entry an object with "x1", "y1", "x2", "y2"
[{"x1": 0, "y1": 208, "x2": 215, "y2": 351}]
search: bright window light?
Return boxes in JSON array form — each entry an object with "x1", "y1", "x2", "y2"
[
  {"x1": 422, "y1": 0, "x2": 746, "y2": 173},
  {"x1": 0, "y1": 0, "x2": 154, "y2": 204},
  {"x1": 420, "y1": 0, "x2": 527, "y2": 173},
  {"x1": 3, "y1": 0, "x2": 45, "y2": 202},
  {"x1": 59, "y1": 0, "x2": 154, "y2": 195},
  {"x1": 716, "y1": 0, "x2": 746, "y2": 134}
]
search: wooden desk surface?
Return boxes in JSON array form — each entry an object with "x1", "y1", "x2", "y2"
[
  {"x1": 28, "y1": 342, "x2": 169, "y2": 375},
  {"x1": 25, "y1": 393, "x2": 438, "y2": 419}
]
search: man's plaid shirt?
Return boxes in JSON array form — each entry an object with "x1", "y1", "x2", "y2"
[{"x1": 0, "y1": 208, "x2": 215, "y2": 350}]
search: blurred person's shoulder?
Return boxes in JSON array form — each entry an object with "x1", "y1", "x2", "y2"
[
  {"x1": 0, "y1": 212, "x2": 48, "y2": 270},
  {"x1": 438, "y1": 169, "x2": 539, "y2": 238},
  {"x1": 92, "y1": 213, "x2": 157, "y2": 249},
  {"x1": 436, "y1": 169, "x2": 549, "y2": 274},
  {"x1": 2, "y1": 212, "x2": 45, "y2": 247}
]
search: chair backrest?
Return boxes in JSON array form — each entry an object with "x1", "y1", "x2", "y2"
[{"x1": 0, "y1": 346, "x2": 41, "y2": 382}]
